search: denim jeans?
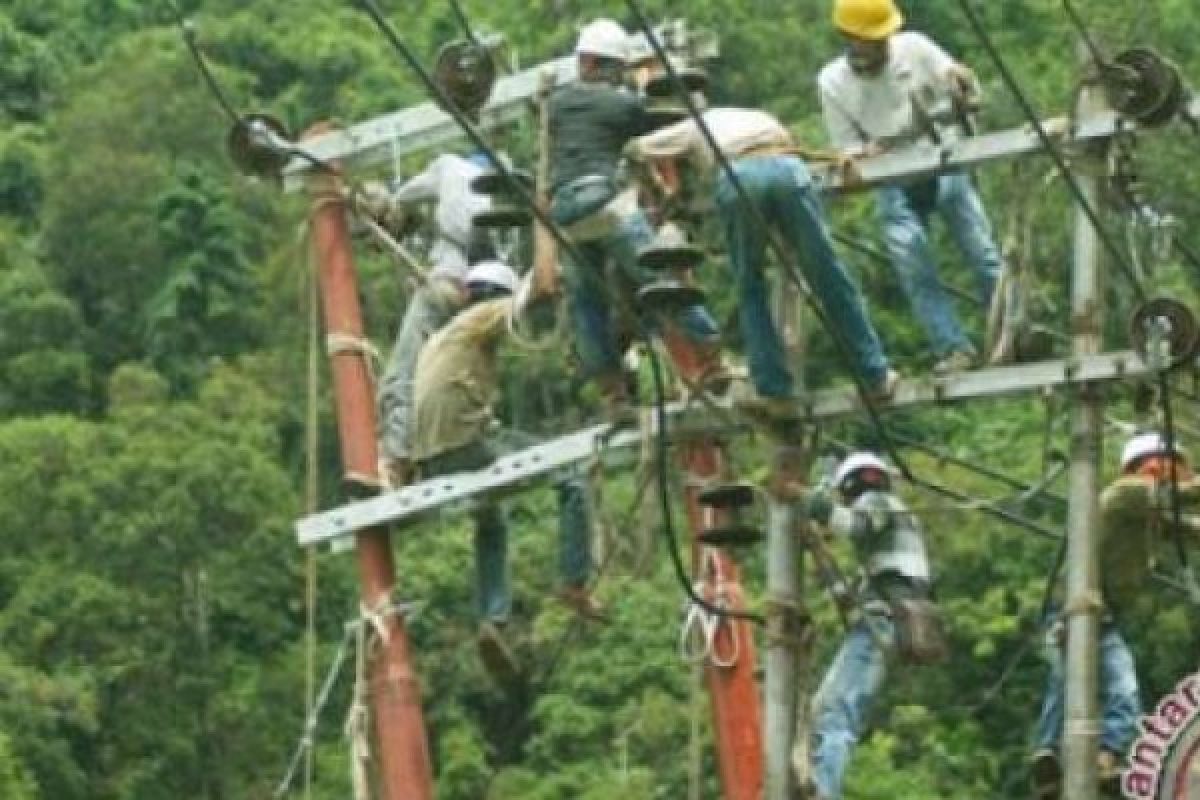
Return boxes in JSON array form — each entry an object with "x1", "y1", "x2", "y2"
[
  {"x1": 810, "y1": 614, "x2": 894, "y2": 800},
  {"x1": 552, "y1": 180, "x2": 719, "y2": 378},
  {"x1": 1033, "y1": 619, "x2": 1141, "y2": 755},
  {"x1": 875, "y1": 172, "x2": 1002, "y2": 357},
  {"x1": 418, "y1": 440, "x2": 593, "y2": 624},
  {"x1": 378, "y1": 279, "x2": 461, "y2": 460},
  {"x1": 715, "y1": 155, "x2": 889, "y2": 399}
]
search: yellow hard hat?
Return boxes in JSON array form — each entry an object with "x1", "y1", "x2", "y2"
[{"x1": 833, "y1": 0, "x2": 905, "y2": 40}]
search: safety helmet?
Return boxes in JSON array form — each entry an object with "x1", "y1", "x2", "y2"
[
  {"x1": 833, "y1": 0, "x2": 904, "y2": 40},
  {"x1": 576, "y1": 19, "x2": 630, "y2": 62},
  {"x1": 1121, "y1": 432, "x2": 1182, "y2": 472},
  {"x1": 833, "y1": 451, "x2": 892, "y2": 489},
  {"x1": 464, "y1": 261, "x2": 518, "y2": 294}
]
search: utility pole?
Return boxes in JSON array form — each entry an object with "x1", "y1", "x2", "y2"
[
  {"x1": 304, "y1": 128, "x2": 435, "y2": 800},
  {"x1": 764, "y1": 492, "x2": 803, "y2": 799},
  {"x1": 1061, "y1": 74, "x2": 1109, "y2": 800}
]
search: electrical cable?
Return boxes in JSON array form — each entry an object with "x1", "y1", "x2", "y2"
[
  {"x1": 953, "y1": 0, "x2": 1149, "y2": 303},
  {"x1": 622, "y1": 0, "x2": 916, "y2": 483}
]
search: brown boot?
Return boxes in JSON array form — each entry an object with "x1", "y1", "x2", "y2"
[
  {"x1": 1030, "y1": 748, "x2": 1061, "y2": 800},
  {"x1": 556, "y1": 585, "x2": 609, "y2": 622}
]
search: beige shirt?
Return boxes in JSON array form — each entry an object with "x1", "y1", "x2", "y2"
[
  {"x1": 411, "y1": 296, "x2": 512, "y2": 461},
  {"x1": 625, "y1": 107, "x2": 792, "y2": 172}
]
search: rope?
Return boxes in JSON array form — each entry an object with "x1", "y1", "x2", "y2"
[
  {"x1": 302, "y1": 228, "x2": 321, "y2": 800},
  {"x1": 346, "y1": 607, "x2": 372, "y2": 800},
  {"x1": 325, "y1": 333, "x2": 382, "y2": 384}
]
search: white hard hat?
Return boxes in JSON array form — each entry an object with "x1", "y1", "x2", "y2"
[
  {"x1": 576, "y1": 19, "x2": 630, "y2": 62},
  {"x1": 833, "y1": 452, "x2": 892, "y2": 487},
  {"x1": 464, "y1": 261, "x2": 518, "y2": 294},
  {"x1": 1121, "y1": 432, "x2": 1179, "y2": 470}
]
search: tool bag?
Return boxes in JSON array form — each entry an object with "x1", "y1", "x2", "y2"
[{"x1": 890, "y1": 594, "x2": 948, "y2": 666}]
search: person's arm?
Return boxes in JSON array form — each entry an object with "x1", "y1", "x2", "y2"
[
  {"x1": 625, "y1": 117, "x2": 698, "y2": 163},
  {"x1": 389, "y1": 156, "x2": 444, "y2": 205},
  {"x1": 911, "y1": 32, "x2": 979, "y2": 107},
  {"x1": 818, "y1": 76, "x2": 880, "y2": 159},
  {"x1": 798, "y1": 488, "x2": 889, "y2": 539}
]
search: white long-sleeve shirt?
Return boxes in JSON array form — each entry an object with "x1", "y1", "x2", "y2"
[
  {"x1": 390, "y1": 153, "x2": 490, "y2": 277},
  {"x1": 817, "y1": 31, "x2": 959, "y2": 153},
  {"x1": 625, "y1": 107, "x2": 792, "y2": 172}
]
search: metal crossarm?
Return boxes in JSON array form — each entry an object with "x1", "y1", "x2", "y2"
[{"x1": 297, "y1": 350, "x2": 1153, "y2": 547}]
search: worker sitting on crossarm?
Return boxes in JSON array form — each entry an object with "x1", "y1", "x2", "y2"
[
  {"x1": 818, "y1": 0, "x2": 1003, "y2": 374},
  {"x1": 362, "y1": 151, "x2": 496, "y2": 488},
  {"x1": 410, "y1": 220, "x2": 604, "y2": 683},
  {"x1": 549, "y1": 18, "x2": 723, "y2": 422},
  {"x1": 795, "y1": 451, "x2": 943, "y2": 800},
  {"x1": 625, "y1": 105, "x2": 898, "y2": 417},
  {"x1": 1030, "y1": 432, "x2": 1200, "y2": 799}
]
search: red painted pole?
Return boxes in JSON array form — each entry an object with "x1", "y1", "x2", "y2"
[{"x1": 304, "y1": 128, "x2": 435, "y2": 800}]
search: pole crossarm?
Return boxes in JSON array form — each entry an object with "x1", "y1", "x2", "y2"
[
  {"x1": 816, "y1": 96, "x2": 1200, "y2": 193},
  {"x1": 281, "y1": 19, "x2": 716, "y2": 192},
  {"x1": 297, "y1": 349, "x2": 1153, "y2": 547}
]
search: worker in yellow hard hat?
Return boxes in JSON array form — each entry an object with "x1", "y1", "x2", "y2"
[{"x1": 818, "y1": 0, "x2": 1004, "y2": 377}]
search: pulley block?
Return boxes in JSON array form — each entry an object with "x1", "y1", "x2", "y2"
[
  {"x1": 637, "y1": 280, "x2": 707, "y2": 314},
  {"x1": 697, "y1": 523, "x2": 765, "y2": 548},
  {"x1": 1130, "y1": 297, "x2": 1199, "y2": 369},
  {"x1": 697, "y1": 481, "x2": 756, "y2": 511},
  {"x1": 637, "y1": 222, "x2": 704, "y2": 271},
  {"x1": 433, "y1": 39, "x2": 497, "y2": 120},
  {"x1": 1104, "y1": 48, "x2": 1186, "y2": 128},
  {"x1": 227, "y1": 113, "x2": 292, "y2": 180}
]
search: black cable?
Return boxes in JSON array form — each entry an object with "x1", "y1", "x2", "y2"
[
  {"x1": 179, "y1": 19, "x2": 244, "y2": 126},
  {"x1": 905, "y1": 473, "x2": 1063, "y2": 541},
  {"x1": 622, "y1": 0, "x2": 915, "y2": 484},
  {"x1": 448, "y1": 0, "x2": 484, "y2": 50},
  {"x1": 891, "y1": 432, "x2": 1067, "y2": 507},
  {"x1": 1158, "y1": 374, "x2": 1190, "y2": 570},
  {"x1": 953, "y1": 0, "x2": 1149, "y2": 303}
]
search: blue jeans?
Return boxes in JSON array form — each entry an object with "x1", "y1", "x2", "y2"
[
  {"x1": 552, "y1": 181, "x2": 719, "y2": 378},
  {"x1": 418, "y1": 441, "x2": 593, "y2": 624},
  {"x1": 716, "y1": 155, "x2": 889, "y2": 399},
  {"x1": 1033, "y1": 619, "x2": 1141, "y2": 755},
  {"x1": 811, "y1": 614, "x2": 894, "y2": 800},
  {"x1": 875, "y1": 172, "x2": 1002, "y2": 357}
]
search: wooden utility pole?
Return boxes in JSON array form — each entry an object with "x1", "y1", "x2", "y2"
[
  {"x1": 305, "y1": 130, "x2": 435, "y2": 800},
  {"x1": 1061, "y1": 76, "x2": 1109, "y2": 800}
]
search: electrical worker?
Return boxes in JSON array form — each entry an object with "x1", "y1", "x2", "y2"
[
  {"x1": 625, "y1": 106, "x2": 898, "y2": 416},
  {"x1": 1030, "y1": 432, "x2": 1200, "y2": 799},
  {"x1": 549, "y1": 18, "x2": 723, "y2": 422},
  {"x1": 362, "y1": 152, "x2": 495, "y2": 488},
  {"x1": 795, "y1": 451, "x2": 941, "y2": 800},
  {"x1": 410, "y1": 221, "x2": 604, "y2": 682},
  {"x1": 817, "y1": 0, "x2": 1003, "y2": 374}
]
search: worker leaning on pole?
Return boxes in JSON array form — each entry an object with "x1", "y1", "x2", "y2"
[
  {"x1": 358, "y1": 151, "x2": 496, "y2": 488},
  {"x1": 624, "y1": 103, "x2": 897, "y2": 417},
  {"x1": 409, "y1": 217, "x2": 605, "y2": 684},
  {"x1": 1030, "y1": 433, "x2": 1200, "y2": 799},
  {"x1": 548, "y1": 18, "x2": 724, "y2": 423},
  {"x1": 817, "y1": 0, "x2": 1003, "y2": 374},
  {"x1": 792, "y1": 452, "x2": 944, "y2": 800}
]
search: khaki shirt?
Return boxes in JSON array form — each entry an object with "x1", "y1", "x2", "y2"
[{"x1": 411, "y1": 297, "x2": 512, "y2": 461}]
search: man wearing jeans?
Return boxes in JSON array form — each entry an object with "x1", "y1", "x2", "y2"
[
  {"x1": 549, "y1": 19, "x2": 723, "y2": 420},
  {"x1": 1031, "y1": 433, "x2": 1200, "y2": 798},
  {"x1": 412, "y1": 249, "x2": 604, "y2": 681},
  {"x1": 626, "y1": 107, "x2": 896, "y2": 414},
  {"x1": 818, "y1": 0, "x2": 1002, "y2": 373}
]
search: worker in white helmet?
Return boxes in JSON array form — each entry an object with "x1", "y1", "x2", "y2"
[
  {"x1": 411, "y1": 220, "x2": 605, "y2": 684},
  {"x1": 817, "y1": 0, "x2": 1002, "y2": 375},
  {"x1": 795, "y1": 451, "x2": 940, "y2": 799},
  {"x1": 549, "y1": 18, "x2": 723, "y2": 423},
  {"x1": 1031, "y1": 432, "x2": 1200, "y2": 798}
]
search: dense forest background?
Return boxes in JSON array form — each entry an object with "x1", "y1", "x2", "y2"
[{"x1": 0, "y1": 1, "x2": 1197, "y2": 798}]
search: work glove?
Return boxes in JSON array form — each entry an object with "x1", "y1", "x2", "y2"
[
  {"x1": 798, "y1": 487, "x2": 834, "y2": 525},
  {"x1": 946, "y1": 64, "x2": 983, "y2": 111}
]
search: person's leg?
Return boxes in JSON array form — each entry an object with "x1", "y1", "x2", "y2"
[
  {"x1": 556, "y1": 476, "x2": 593, "y2": 589},
  {"x1": 937, "y1": 172, "x2": 1002, "y2": 306},
  {"x1": 810, "y1": 617, "x2": 891, "y2": 800},
  {"x1": 1098, "y1": 625, "x2": 1141, "y2": 757},
  {"x1": 716, "y1": 161, "x2": 794, "y2": 399},
  {"x1": 472, "y1": 502, "x2": 512, "y2": 624},
  {"x1": 562, "y1": 239, "x2": 624, "y2": 379},
  {"x1": 875, "y1": 187, "x2": 971, "y2": 357},
  {"x1": 772, "y1": 157, "x2": 889, "y2": 388}
]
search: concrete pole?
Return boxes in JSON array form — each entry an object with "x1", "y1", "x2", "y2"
[
  {"x1": 764, "y1": 497, "x2": 802, "y2": 799},
  {"x1": 304, "y1": 126, "x2": 435, "y2": 800},
  {"x1": 1061, "y1": 79, "x2": 1109, "y2": 800}
]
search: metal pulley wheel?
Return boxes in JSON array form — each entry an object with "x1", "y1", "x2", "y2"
[
  {"x1": 470, "y1": 169, "x2": 533, "y2": 229},
  {"x1": 1103, "y1": 48, "x2": 1186, "y2": 128},
  {"x1": 433, "y1": 39, "x2": 497, "y2": 120},
  {"x1": 1130, "y1": 297, "x2": 1199, "y2": 369},
  {"x1": 227, "y1": 113, "x2": 292, "y2": 180}
]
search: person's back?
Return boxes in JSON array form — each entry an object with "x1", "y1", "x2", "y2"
[{"x1": 549, "y1": 82, "x2": 649, "y2": 190}]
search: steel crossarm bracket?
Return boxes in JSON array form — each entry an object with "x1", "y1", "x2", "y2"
[
  {"x1": 296, "y1": 350, "x2": 1151, "y2": 547},
  {"x1": 816, "y1": 96, "x2": 1200, "y2": 193},
  {"x1": 281, "y1": 19, "x2": 717, "y2": 192}
]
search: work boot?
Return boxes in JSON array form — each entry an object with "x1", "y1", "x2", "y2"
[
  {"x1": 1097, "y1": 749, "x2": 1122, "y2": 796},
  {"x1": 933, "y1": 349, "x2": 976, "y2": 375},
  {"x1": 556, "y1": 585, "x2": 609, "y2": 622},
  {"x1": 1030, "y1": 748, "x2": 1062, "y2": 800},
  {"x1": 733, "y1": 382, "x2": 802, "y2": 422},
  {"x1": 865, "y1": 368, "x2": 901, "y2": 403},
  {"x1": 476, "y1": 621, "x2": 520, "y2": 685}
]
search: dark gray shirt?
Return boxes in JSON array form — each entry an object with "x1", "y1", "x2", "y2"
[{"x1": 549, "y1": 82, "x2": 655, "y2": 190}]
